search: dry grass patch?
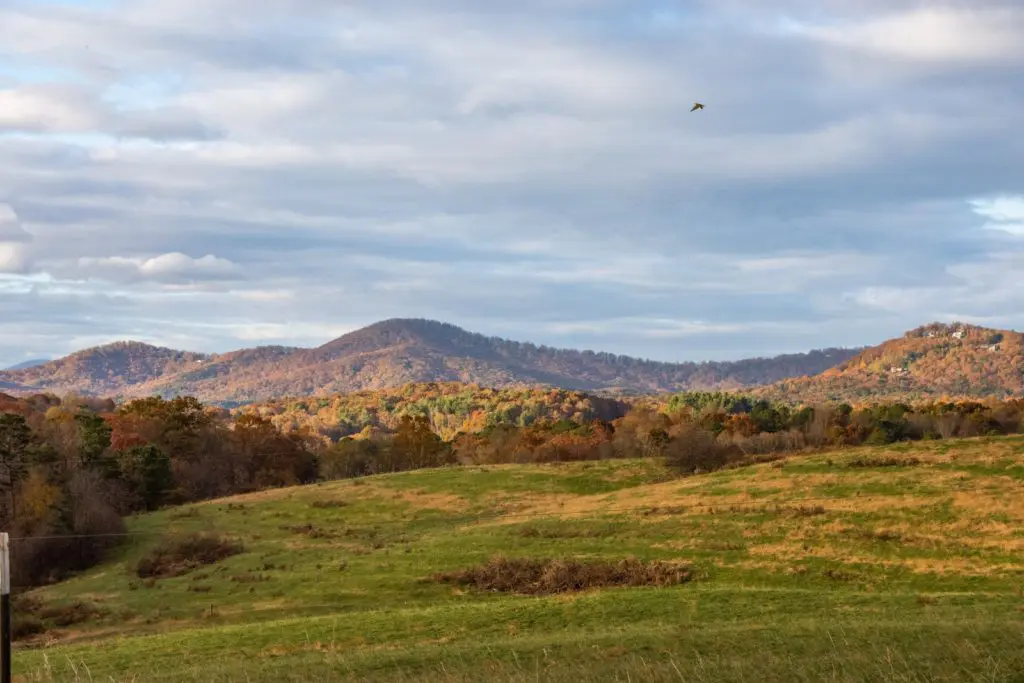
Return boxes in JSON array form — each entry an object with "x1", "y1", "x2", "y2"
[
  {"x1": 10, "y1": 595, "x2": 106, "y2": 642},
  {"x1": 478, "y1": 461, "x2": 975, "y2": 524},
  {"x1": 951, "y1": 490, "x2": 1024, "y2": 517},
  {"x1": 309, "y1": 499, "x2": 348, "y2": 509},
  {"x1": 432, "y1": 555, "x2": 693, "y2": 595},
  {"x1": 205, "y1": 488, "x2": 298, "y2": 504},
  {"x1": 136, "y1": 534, "x2": 244, "y2": 579},
  {"x1": 366, "y1": 485, "x2": 471, "y2": 512},
  {"x1": 741, "y1": 540, "x2": 1024, "y2": 577},
  {"x1": 280, "y1": 523, "x2": 334, "y2": 539}
]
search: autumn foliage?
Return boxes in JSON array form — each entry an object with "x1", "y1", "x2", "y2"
[
  {"x1": 0, "y1": 318, "x2": 862, "y2": 403},
  {"x1": 759, "y1": 322, "x2": 1024, "y2": 402},
  {"x1": 0, "y1": 394, "x2": 318, "y2": 587},
  {"x1": 3, "y1": 378, "x2": 1024, "y2": 588}
]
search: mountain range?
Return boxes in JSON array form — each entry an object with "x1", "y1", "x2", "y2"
[
  {"x1": 0, "y1": 318, "x2": 860, "y2": 404},
  {"x1": 3, "y1": 318, "x2": 1021, "y2": 405},
  {"x1": 3, "y1": 358, "x2": 51, "y2": 371}
]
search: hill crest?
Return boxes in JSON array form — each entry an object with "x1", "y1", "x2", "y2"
[
  {"x1": 0, "y1": 318, "x2": 861, "y2": 403},
  {"x1": 757, "y1": 321, "x2": 1024, "y2": 402}
]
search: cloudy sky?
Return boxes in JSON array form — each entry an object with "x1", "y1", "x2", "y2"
[{"x1": 1, "y1": 0, "x2": 1023, "y2": 367}]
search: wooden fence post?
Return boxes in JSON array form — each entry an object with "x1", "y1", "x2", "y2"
[{"x1": 1, "y1": 531, "x2": 10, "y2": 683}]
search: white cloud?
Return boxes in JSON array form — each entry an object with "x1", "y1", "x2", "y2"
[
  {"x1": 0, "y1": 244, "x2": 32, "y2": 274},
  {"x1": 733, "y1": 252, "x2": 882, "y2": 291},
  {"x1": 0, "y1": 84, "x2": 219, "y2": 140},
  {"x1": 231, "y1": 289, "x2": 296, "y2": 302},
  {"x1": 844, "y1": 286, "x2": 947, "y2": 314},
  {"x1": 76, "y1": 252, "x2": 241, "y2": 283},
  {"x1": 230, "y1": 322, "x2": 357, "y2": 343},
  {"x1": 140, "y1": 253, "x2": 237, "y2": 277},
  {"x1": 0, "y1": 204, "x2": 31, "y2": 242},
  {"x1": 0, "y1": 0, "x2": 1023, "y2": 365},
  {"x1": 0, "y1": 86, "x2": 98, "y2": 132},
  {"x1": 970, "y1": 195, "x2": 1024, "y2": 236},
  {"x1": 788, "y1": 7, "x2": 1024, "y2": 64},
  {"x1": 0, "y1": 204, "x2": 34, "y2": 274}
]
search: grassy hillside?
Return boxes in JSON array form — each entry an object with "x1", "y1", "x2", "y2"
[{"x1": 14, "y1": 437, "x2": 1024, "y2": 682}]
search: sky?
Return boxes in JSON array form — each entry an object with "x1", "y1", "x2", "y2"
[{"x1": 1, "y1": 0, "x2": 1024, "y2": 367}]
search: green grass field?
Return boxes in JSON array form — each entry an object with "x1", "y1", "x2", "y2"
[{"x1": 14, "y1": 437, "x2": 1024, "y2": 682}]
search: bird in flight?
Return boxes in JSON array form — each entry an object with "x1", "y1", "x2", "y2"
[{"x1": 690, "y1": 102, "x2": 705, "y2": 112}]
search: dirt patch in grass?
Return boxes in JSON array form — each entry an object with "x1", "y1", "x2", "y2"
[
  {"x1": 136, "y1": 534, "x2": 244, "y2": 579},
  {"x1": 432, "y1": 555, "x2": 693, "y2": 595}
]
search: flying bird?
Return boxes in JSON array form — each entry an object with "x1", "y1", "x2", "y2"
[{"x1": 690, "y1": 102, "x2": 705, "y2": 112}]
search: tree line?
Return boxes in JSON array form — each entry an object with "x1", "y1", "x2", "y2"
[
  {"x1": 0, "y1": 393, "x2": 318, "y2": 586},
  {"x1": 2, "y1": 388, "x2": 1022, "y2": 586}
]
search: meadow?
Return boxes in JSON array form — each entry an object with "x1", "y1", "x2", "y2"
[{"x1": 13, "y1": 436, "x2": 1024, "y2": 682}]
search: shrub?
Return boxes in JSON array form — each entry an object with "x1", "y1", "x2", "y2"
[
  {"x1": 9, "y1": 595, "x2": 103, "y2": 641},
  {"x1": 11, "y1": 595, "x2": 45, "y2": 641},
  {"x1": 664, "y1": 421, "x2": 739, "y2": 474},
  {"x1": 847, "y1": 456, "x2": 921, "y2": 469},
  {"x1": 310, "y1": 499, "x2": 348, "y2": 509},
  {"x1": 136, "y1": 533, "x2": 244, "y2": 579},
  {"x1": 37, "y1": 600, "x2": 102, "y2": 627},
  {"x1": 432, "y1": 555, "x2": 693, "y2": 595}
]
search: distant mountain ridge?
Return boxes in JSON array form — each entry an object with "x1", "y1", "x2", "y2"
[
  {"x1": 755, "y1": 322, "x2": 1024, "y2": 402},
  {"x1": 0, "y1": 318, "x2": 861, "y2": 404},
  {"x1": 3, "y1": 358, "x2": 50, "y2": 371}
]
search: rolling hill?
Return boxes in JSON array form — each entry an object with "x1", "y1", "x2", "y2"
[
  {"x1": 0, "y1": 341, "x2": 210, "y2": 397},
  {"x1": 15, "y1": 437, "x2": 1024, "y2": 681},
  {"x1": 0, "y1": 318, "x2": 860, "y2": 404},
  {"x1": 757, "y1": 321, "x2": 1024, "y2": 402}
]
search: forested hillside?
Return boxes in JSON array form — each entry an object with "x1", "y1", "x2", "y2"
[
  {"x1": 0, "y1": 319, "x2": 860, "y2": 403},
  {"x1": 759, "y1": 322, "x2": 1024, "y2": 402}
]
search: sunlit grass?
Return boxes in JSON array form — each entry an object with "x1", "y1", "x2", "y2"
[{"x1": 15, "y1": 436, "x2": 1024, "y2": 681}]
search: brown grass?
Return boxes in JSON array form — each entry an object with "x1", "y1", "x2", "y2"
[
  {"x1": 10, "y1": 595, "x2": 105, "y2": 642},
  {"x1": 374, "y1": 486, "x2": 471, "y2": 511},
  {"x1": 432, "y1": 555, "x2": 693, "y2": 595},
  {"x1": 309, "y1": 499, "x2": 348, "y2": 509},
  {"x1": 136, "y1": 534, "x2": 244, "y2": 579},
  {"x1": 468, "y1": 460, "x2": 980, "y2": 525},
  {"x1": 515, "y1": 526, "x2": 611, "y2": 539},
  {"x1": 280, "y1": 523, "x2": 334, "y2": 538}
]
